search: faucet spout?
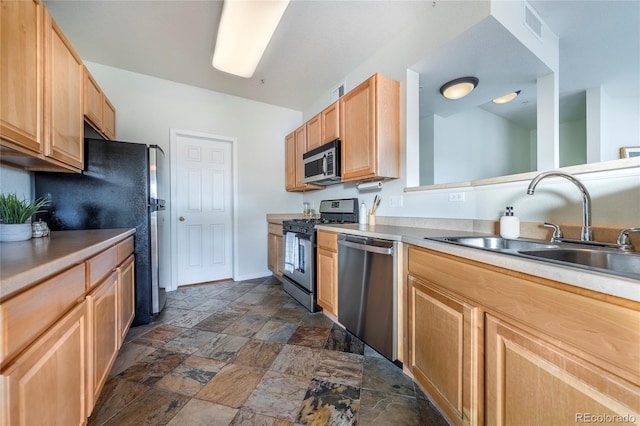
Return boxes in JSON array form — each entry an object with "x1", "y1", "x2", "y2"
[{"x1": 526, "y1": 170, "x2": 593, "y2": 241}]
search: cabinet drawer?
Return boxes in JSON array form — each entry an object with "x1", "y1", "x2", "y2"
[
  {"x1": 268, "y1": 223, "x2": 283, "y2": 235},
  {"x1": 0, "y1": 263, "x2": 85, "y2": 366},
  {"x1": 116, "y1": 236, "x2": 134, "y2": 265},
  {"x1": 317, "y1": 231, "x2": 337, "y2": 252},
  {"x1": 86, "y1": 246, "x2": 117, "y2": 289}
]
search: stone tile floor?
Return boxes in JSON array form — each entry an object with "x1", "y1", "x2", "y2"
[{"x1": 89, "y1": 276, "x2": 449, "y2": 425}]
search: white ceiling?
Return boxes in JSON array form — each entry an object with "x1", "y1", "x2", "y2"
[{"x1": 44, "y1": 0, "x2": 639, "y2": 127}]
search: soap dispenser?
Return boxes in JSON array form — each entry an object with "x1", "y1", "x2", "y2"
[
  {"x1": 359, "y1": 201, "x2": 368, "y2": 224},
  {"x1": 500, "y1": 206, "x2": 520, "y2": 239}
]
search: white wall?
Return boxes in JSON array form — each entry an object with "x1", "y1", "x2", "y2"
[
  {"x1": 430, "y1": 109, "x2": 532, "y2": 184},
  {"x1": 85, "y1": 62, "x2": 303, "y2": 281},
  {"x1": 300, "y1": 2, "x2": 640, "y2": 228},
  {"x1": 0, "y1": 165, "x2": 31, "y2": 199},
  {"x1": 560, "y1": 118, "x2": 586, "y2": 167},
  {"x1": 603, "y1": 96, "x2": 640, "y2": 161}
]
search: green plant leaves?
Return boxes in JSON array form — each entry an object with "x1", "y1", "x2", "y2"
[{"x1": 0, "y1": 193, "x2": 50, "y2": 224}]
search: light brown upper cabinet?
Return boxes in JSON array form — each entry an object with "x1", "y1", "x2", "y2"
[
  {"x1": 306, "y1": 100, "x2": 341, "y2": 153},
  {"x1": 285, "y1": 131, "x2": 297, "y2": 191},
  {"x1": 321, "y1": 100, "x2": 340, "y2": 144},
  {"x1": 102, "y1": 98, "x2": 116, "y2": 140},
  {"x1": 43, "y1": 8, "x2": 84, "y2": 170},
  {"x1": 0, "y1": 1, "x2": 84, "y2": 172},
  {"x1": 84, "y1": 68, "x2": 103, "y2": 131},
  {"x1": 340, "y1": 73, "x2": 400, "y2": 182},
  {"x1": 306, "y1": 113, "x2": 322, "y2": 152},
  {"x1": 0, "y1": 0, "x2": 43, "y2": 155},
  {"x1": 84, "y1": 66, "x2": 116, "y2": 140},
  {"x1": 285, "y1": 124, "x2": 323, "y2": 192}
]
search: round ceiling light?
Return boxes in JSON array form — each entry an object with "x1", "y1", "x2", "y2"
[
  {"x1": 493, "y1": 90, "x2": 521, "y2": 104},
  {"x1": 439, "y1": 77, "x2": 479, "y2": 100}
]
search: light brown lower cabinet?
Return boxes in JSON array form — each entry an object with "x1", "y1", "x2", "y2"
[
  {"x1": 118, "y1": 255, "x2": 136, "y2": 346},
  {"x1": 485, "y1": 314, "x2": 640, "y2": 425},
  {"x1": 1, "y1": 301, "x2": 88, "y2": 426},
  {"x1": 0, "y1": 235, "x2": 135, "y2": 424},
  {"x1": 267, "y1": 223, "x2": 283, "y2": 279},
  {"x1": 407, "y1": 245, "x2": 640, "y2": 426},
  {"x1": 87, "y1": 270, "x2": 119, "y2": 412},
  {"x1": 316, "y1": 230, "x2": 338, "y2": 316},
  {"x1": 407, "y1": 275, "x2": 479, "y2": 425}
]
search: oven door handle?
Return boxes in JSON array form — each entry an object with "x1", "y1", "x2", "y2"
[{"x1": 297, "y1": 241, "x2": 305, "y2": 272}]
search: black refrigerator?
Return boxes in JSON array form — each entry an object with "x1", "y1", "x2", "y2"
[{"x1": 34, "y1": 138, "x2": 168, "y2": 325}]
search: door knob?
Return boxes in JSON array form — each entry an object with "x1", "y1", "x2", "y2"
[{"x1": 179, "y1": 216, "x2": 185, "y2": 221}]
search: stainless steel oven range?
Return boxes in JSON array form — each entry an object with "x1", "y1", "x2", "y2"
[{"x1": 281, "y1": 198, "x2": 359, "y2": 311}]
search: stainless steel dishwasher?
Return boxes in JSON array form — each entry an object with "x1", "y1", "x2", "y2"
[{"x1": 337, "y1": 234, "x2": 396, "y2": 361}]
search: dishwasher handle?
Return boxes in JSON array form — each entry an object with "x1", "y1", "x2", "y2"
[{"x1": 338, "y1": 236, "x2": 394, "y2": 256}]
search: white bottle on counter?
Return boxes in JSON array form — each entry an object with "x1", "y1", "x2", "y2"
[
  {"x1": 359, "y1": 201, "x2": 368, "y2": 224},
  {"x1": 500, "y1": 206, "x2": 520, "y2": 239}
]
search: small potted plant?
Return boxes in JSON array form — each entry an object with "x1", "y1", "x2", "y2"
[{"x1": 0, "y1": 193, "x2": 50, "y2": 242}]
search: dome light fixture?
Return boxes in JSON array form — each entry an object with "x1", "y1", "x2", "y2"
[
  {"x1": 213, "y1": 0, "x2": 290, "y2": 78},
  {"x1": 439, "y1": 77, "x2": 479, "y2": 100},
  {"x1": 493, "y1": 90, "x2": 521, "y2": 104}
]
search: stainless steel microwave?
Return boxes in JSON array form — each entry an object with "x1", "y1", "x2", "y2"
[{"x1": 303, "y1": 139, "x2": 341, "y2": 185}]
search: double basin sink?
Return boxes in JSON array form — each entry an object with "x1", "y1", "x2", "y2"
[{"x1": 426, "y1": 236, "x2": 640, "y2": 280}]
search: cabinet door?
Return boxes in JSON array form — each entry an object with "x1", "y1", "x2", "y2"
[
  {"x1": 268, "y1": 232, "x2": 277, "y2": 273},
  {"x1": 267, "y1": 231, "x2": 284, "y2": 278},
  {"x1": 485, "y1": 314, "x2": 640, "y2": 426},
  {"x1": 275, "y1": 234, "x2": 283, "y2": 277},
  {"x1": 321, "y1": 101, "x2": 340, "y2": 143},
  {"x1": 2, "y1": 301, "x2": 87, "y2": 426},
  {"x1": 340, "y1": 77, "x2": 376, "y2": 181},
  {"x1": 316, "y1": 247, "x2": 338, "y2": 316},
  {"x1": 306, "y1": 113, "x2": 322, "y2": 151},
  {"x1": 117, "y1": 255, "x2": 135, "y2": 346},
  {"x1": 407, "y1": 275, "x2": 479, "y2": 426},
  {"x1": 285, "y1": 131, "x2": 296, "y2": 191},
  {"x1": 103, "y1": 97, "x2": 116, "y2": 140},
  {"x1": 83, "y1": 67, "x2": 103, "y2": 131},
  {"x1": 44, "y1": 9, "x2": 84, "y2": 169},
  {"x1": 0, "y1": 0, "x2": 43, "y2": 153},
  {"x1": 316, "y1": 231, "x2": 338, "y2": 316},
  {"x1": 294, "y1": 125, "x2": 308, "y2": 188},
  {"x1": 87, "y1": 271, "x2": 119, "y2": 413}
]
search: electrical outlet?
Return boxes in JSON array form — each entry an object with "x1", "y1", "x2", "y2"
[
  {"x1": 448, "y1": 192, "x2": 465, "y2": 202},
  {"x1": 389, "y1": 195, "x2": 403, "y2": 207}
]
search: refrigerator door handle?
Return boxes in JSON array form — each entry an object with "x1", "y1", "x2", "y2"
[{"x1": 149, "y1": 198, "x2": 166, "y2": 211}]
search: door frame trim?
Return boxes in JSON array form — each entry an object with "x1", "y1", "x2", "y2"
[{"x1": 169, "y1": 128, "x2": 239, "y2": 291}]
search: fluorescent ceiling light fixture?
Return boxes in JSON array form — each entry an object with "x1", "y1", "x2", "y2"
[
  {"x1": 213, "y1": 0, "x2": 290, "y2": 78},
  {"x1": 439, "y1": 77, "x2": 479, "y2": 100},
  {"x1": 493, "y1": 90, "x2": 521, "y2": 104}
]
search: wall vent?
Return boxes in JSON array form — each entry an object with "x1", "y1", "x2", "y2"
[{"x1": 524, "y1": 1, "x2": 543, "y2": 40}]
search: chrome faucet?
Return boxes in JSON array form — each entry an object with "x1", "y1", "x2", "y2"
[
  {"x1": 617, "y1": 228, "x2": 640, "y2": 252},
  {"x1": 526, "y1": 170, "x2": 593, "y2": 241}
]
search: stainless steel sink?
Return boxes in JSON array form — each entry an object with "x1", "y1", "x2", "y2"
[
  {"x1": 426, "y1": 235, "x2": 640, "y2": 280},
  {"x1": 518, "y1": 249, "x2": 640, "y2": 279},
  {"x1": 435, "y1": 236, "x2": 558, "y2": 251}
]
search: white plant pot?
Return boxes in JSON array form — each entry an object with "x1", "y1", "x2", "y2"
[{"x1": 0, "y1": 223, "x2": 33, "y2": 242}]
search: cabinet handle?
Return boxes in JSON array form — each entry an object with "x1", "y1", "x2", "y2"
[{"x1": 179, "y1": 216, "x2": 185, "y2": 222}]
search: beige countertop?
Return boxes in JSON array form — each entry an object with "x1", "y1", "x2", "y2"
[
  {"x1": 315, "y1": 223, "x2": 640, "y2": 303},
  {"x1": 0, "y1": 228, "x2": 136, "y2": 301}
]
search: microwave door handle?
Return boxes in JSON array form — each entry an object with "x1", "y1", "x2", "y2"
[{"x1": 322, "y1": 154, "x2": 328, "y2": 176}]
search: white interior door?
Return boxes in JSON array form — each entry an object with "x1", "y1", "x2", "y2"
[{"x1": 172, "y1": 130, "x2": 234, "y2": 286}]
